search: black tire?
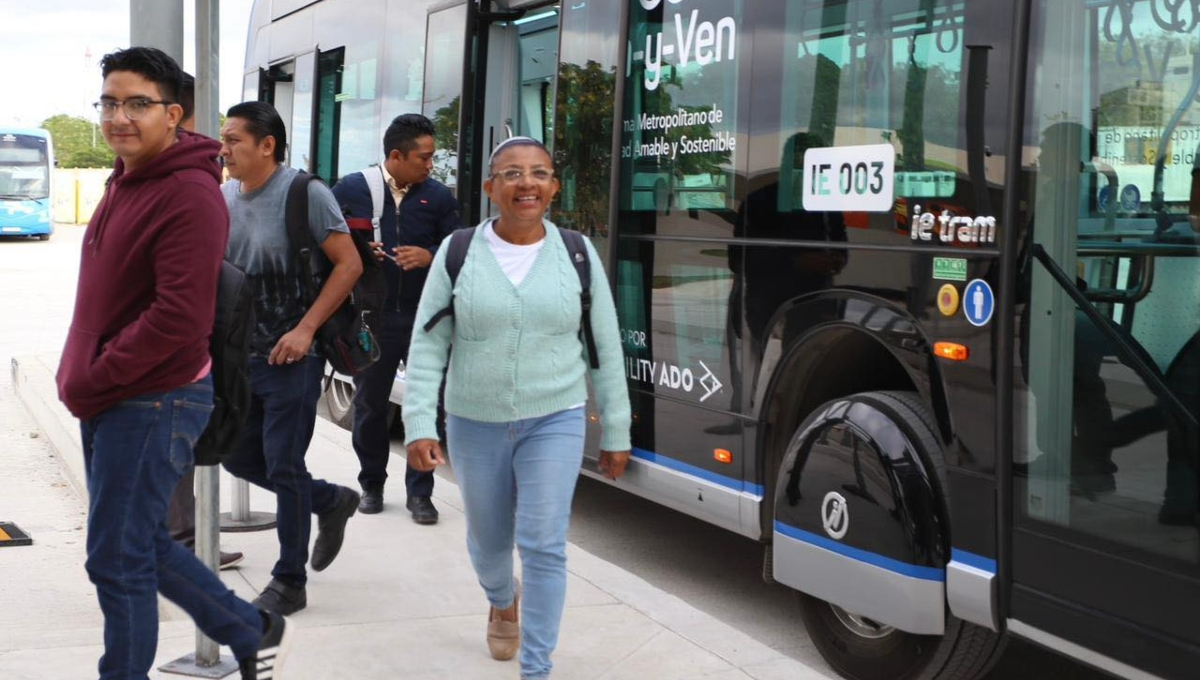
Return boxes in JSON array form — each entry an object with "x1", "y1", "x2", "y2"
[
  {"x1": 325, "y1": 376, "x2": 400, "y2": 434},
  {"x1": 36, "y1": 233, "x2": 50, "y2": 241},
  {"x1": 795, "y1": 390, "x2": 1006, "y2": 680},
  {"x1": 325, "y1": 376, "x2": 356, "y2": 431}
]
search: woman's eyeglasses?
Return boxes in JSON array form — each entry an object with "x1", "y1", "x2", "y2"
[{"x1": 491, "y1": 168, "x2": 555, "y2": 183}]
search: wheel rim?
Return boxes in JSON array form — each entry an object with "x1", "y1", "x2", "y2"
[
  {"x1": 829, "y1": 604, "x2": 895, "y2": 640},
  {"x1": 329, "y1": 379, "x2": 355, "y2": 416}
]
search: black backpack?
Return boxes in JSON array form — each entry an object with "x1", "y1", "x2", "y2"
[
  {"x1": 285, "y1": 172, "x2": 388, "y2": 376},
  {"x1": 422, "y1": 226, "x2": 599, "y2": 369},
  {"x1": 195, "y1": 260, "x2": 254, "y2": 466}
]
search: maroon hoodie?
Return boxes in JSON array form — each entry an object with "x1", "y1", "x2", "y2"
[{"x1": 57, "y1": 131, "x2": 229, "y2": 420}]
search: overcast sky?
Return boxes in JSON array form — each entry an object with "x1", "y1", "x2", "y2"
[{"x1": 0, "y1": 0, "x2": 254, "y2": 126}]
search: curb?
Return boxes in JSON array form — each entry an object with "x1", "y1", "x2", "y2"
[{"x1": 12, "y1": 354, "x2": 87, "y2": 499}]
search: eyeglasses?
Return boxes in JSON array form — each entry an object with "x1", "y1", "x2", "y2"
[
  {"x1": 93, "y1": 98, "x2": 173, "y2": 121},
  {"x1": 491, "y1": 168, "x2": 555, "y2": 183}
]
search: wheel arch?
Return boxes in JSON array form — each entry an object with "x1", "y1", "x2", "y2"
[{"x1": 754, "y1": 292, "x2": 954, "y2": 534}]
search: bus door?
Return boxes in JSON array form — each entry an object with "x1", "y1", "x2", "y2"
[
  {"x1": 422, "y1": 2, "x2": 469, "y2": 197},
  {"x1": 451, "y1": 1, "x2": 561, "y2": 224},
  {"x1": 1015, "y1": 1, "x2": 1200, "y2": 677},
  {"x1": 256, "y1": 49, "x2": 344, "y2": 182}
]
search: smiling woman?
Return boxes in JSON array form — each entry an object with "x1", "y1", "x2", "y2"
[{"x1": 402, "y1": 133, "x2": 631, "y2": 680}]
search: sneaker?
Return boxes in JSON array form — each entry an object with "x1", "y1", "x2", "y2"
[
  {"x1": 240, "y1": 609, "x2": 294, "y2": 679},
  {"x1": 312, "y1": 486, "x2": 360, "y2": 572},
  {"x1": 406, "y1": 496, "x2": 439, "y2": 525},
  {"x1": 251, "y1": 578, "x2": 307, "y2": 616},
  {"x1": 487, "y1": 579, "x2": 521, "y2": 661}
]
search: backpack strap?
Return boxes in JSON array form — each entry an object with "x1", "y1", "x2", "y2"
[
  {"x1": 363, "y1": 165, "x2": 386, "y2": 244},
  {"x1": 421, "y1": 227, "x2": 476, "y2": 333},
  {"x1": 285, "y1": 171, "x2": 320, "y2": 305},
  {"x1": 560, "y1": 229, "x2": 599, "y2": 369}
]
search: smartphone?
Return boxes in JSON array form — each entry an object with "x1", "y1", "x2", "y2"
[{"x1": 373, "y1": 246, "x2": 398, "y2": 264}]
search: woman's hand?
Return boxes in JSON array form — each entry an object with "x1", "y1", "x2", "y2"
[
  {"x1": 407, "y1": 438, "x2": 446, "y2": 472},
  {"x1": 598, "y1": 450, "x2": 631, "y2": 480}
]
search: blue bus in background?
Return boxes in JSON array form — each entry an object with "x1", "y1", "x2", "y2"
[{"x1": 0, "y1": 127, "x2": 54, "y2": 241}]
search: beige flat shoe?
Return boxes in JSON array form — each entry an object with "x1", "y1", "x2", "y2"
[{"x1": 487, "y1": 579, "x2": 521, "y2": 661}]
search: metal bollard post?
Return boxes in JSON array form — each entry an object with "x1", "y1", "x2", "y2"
[
  {"x1": 219, "y1": 478, "x2": 277, "y2": 532},
  {"x1": 158, "y1": 466, "x2": 238, "y2": 677},
  {"x1": 194, "y1": 466, "x2": 224, "y2": 663}
]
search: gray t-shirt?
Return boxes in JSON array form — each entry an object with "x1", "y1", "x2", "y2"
[{"x1": 223, "y1": 165, "x2": 349, "y2": 357}]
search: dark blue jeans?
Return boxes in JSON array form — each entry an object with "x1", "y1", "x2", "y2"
[
  {"x1": 352, "y1": 309, "x2": 434, "y2": 498},
  {"x1": 222, "y1": 357, "x2": 340, "y2": 587},
  {"x1": 81, "y1": 376, "x2": 262, "y2": 680}
]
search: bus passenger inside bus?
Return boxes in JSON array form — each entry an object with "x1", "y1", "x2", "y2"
[
  {"x1": 1021, "y1": 118, "x2": 1200, "y2": 538},
  {"x1": 732, "y1": 132, "x2": 848, "y2": 356}
]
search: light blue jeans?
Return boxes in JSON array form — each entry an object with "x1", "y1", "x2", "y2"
[{"x1": 447, "y1": 408, "x2": 585, "y2": 680}]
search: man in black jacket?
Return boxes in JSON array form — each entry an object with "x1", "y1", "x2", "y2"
[{"x1": 332, "y1": 114, "x2": 462, "y2": 522}]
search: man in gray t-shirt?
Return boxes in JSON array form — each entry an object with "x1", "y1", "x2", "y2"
[
  {"x1": 218, "y1": 101, "x2": 363, "y2": 616},
  {"x1": 224, "y1": 163, "x2": 349, "y2": 357}
]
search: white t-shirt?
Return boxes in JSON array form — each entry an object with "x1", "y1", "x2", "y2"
[{"x1": 484, "y1": 221, "x2": 545, "y2": 287}]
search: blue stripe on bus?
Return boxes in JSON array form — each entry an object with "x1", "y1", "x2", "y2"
[
  {"x1": 774, "y1": 521, "x2": 946, "y2": 582},
  {"x1": 950, "y1": 548, "x2": 997, "y2": 574},
  {"x1": 631, "y1": 447, "x2": 765, "y2": 497}
]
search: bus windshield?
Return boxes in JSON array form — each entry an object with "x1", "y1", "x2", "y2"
[{"x1": 0, "y1": 134, "x2": 51, "y2": 200}]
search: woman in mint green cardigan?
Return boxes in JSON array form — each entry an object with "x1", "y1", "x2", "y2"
[{"x1": 404, "y1": 137, "x2": 631, "y2": 680}]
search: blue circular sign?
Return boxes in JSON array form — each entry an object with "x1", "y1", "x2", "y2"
[
  {"x1": 1119, "y1": 184, "x2": 1141, "y2": 212},
  {"x1": 963, "y1": 279, "x2": 994, "y2": 327}
]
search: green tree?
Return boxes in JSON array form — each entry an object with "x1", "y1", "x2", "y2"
[
  {"x1": 553, "y1": 60, "x2": 616, "y2": 234},
  {"x1": 429, "y1": 96, "x2": 460, "y2": 185},
  {"x1": 40, "y1": 114, "x2": 115, "y2": 168}
]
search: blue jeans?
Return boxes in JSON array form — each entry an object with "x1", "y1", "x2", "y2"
[
  {"x1": 447, "y1": 408, "x2": 585, "y2": 680},
  {"x1": 352, "y1": 309, "x2": 434, "y2": 497},
  {"x1": 222, "y1": 357, "x2": 340, "y2": 586},
  {"x1": 81, "y1": 376, "x2": 262, "y2": 680}
]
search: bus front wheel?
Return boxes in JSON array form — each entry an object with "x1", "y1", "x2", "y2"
[{"x1": 799, "y1": 592, "x2": 1002, "y2": 680}]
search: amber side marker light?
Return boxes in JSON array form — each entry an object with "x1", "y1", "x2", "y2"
[
  {"x1": 934, "y1": 342, "x2": 969, "y2": 361},
  {"x1": 714, "y1": 449, "x2": 733, "y2": 464}
]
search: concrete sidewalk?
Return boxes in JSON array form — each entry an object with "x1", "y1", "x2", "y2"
[{"x1": 6, "y1": 352, "x2": 836, "y2": 680}]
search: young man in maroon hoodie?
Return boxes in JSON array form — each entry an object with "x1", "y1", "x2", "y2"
[{"x1": 57, "y1": 47, "x2": 289, "y2": 680}]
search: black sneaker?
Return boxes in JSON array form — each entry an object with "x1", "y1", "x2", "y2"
[
  {"x1": 311, "y1": 486, "x2": 360, "y2": 571},
  {"x1": 240, "y1": 610, "x2": 293, "y2": 679},
  {"x1": 251, "y1": 578, "x2": 307, "y2": 616},
  {"x1": 406, "y1": 496, "x2": 439, "y2": 525}
]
